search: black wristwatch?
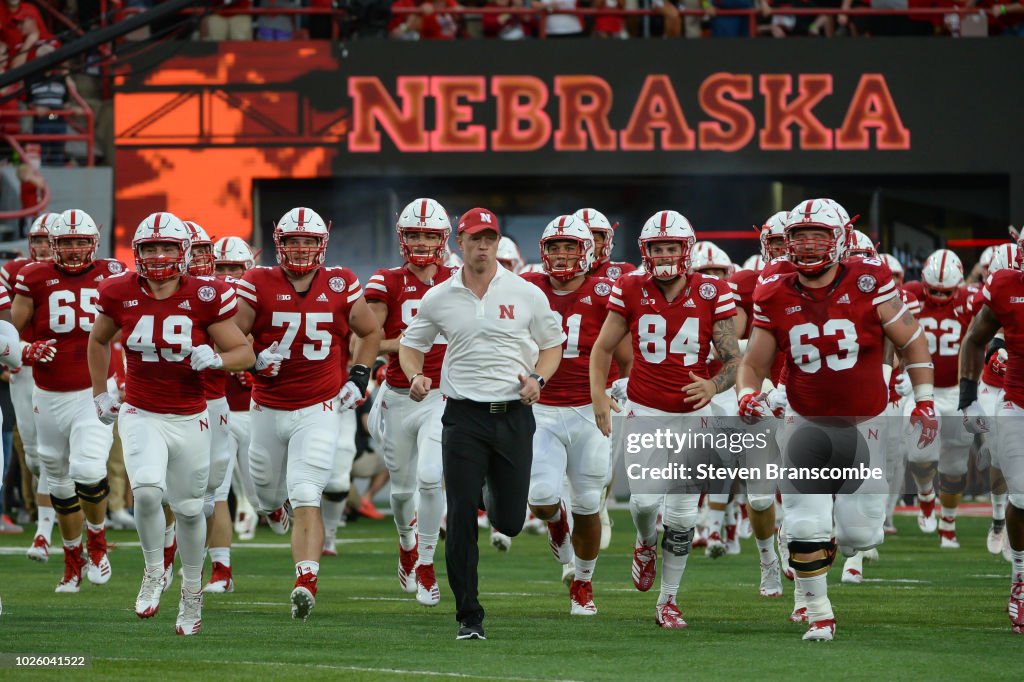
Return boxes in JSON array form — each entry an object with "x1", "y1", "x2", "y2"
[{"x1": 529, "y1": 372, "x2": 546, "y2": 389}]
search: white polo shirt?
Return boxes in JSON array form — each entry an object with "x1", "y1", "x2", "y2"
[{"x1": 401, "y1": 264, "x2": 564, "y2": 402}]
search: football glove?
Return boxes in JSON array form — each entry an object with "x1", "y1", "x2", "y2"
[
  {"x1": 987, "y1": 348, "x2": 1008, "y2": 377},
  {"x1": 22, "y1": 338, "x2": 57, "y2": 364},
  {"x1": 909, "y1": 399, "x2": 939, "y2": 449},
  {"x1": 609, "y1": 377, "x2": 628, "y2": 403},
  {"x1": 765, "y1": 385, "x2": 788, "y2": 418},
  {"x1": 94, "y1": 391, "x2": 121, "y2": 426},
  {"x1": 189, "y1": 344, "x2": 223, "y2": 372},
  {"x1": 738, "y1": 391, "x2": 771, "y2": 424},
  {"x1": 254, "y1": 341, "x2": 283, "y2": 378},
  {"x1": 893, "y1": 372, "x2": 913, "y2": 398},
  {"x1": 962, "y1": 401, "x2": 989, "y2": 434},
  {"x1": 339, "y1": 364, "x2": 371, "y2": 410}
]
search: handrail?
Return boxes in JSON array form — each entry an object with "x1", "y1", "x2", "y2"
[
  {"x1": 0, "y1": 92, "x2": 95, "y2": 167},
  {"x1": 0, "y1": 135, "x2": 51, "y2": 221}
]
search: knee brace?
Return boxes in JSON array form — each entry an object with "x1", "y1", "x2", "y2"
[
  {"x1": 290, "y1": 483, "x2": 322, "y2": 509},
  {"x1": 938, "y1": 473, "x2": 966, "y2": 495},
  {"x1": 323, "y1": 490, "x2": 347, "y2": 504},
  {"x1": 787, "y1": 539, "x2": 837, "y2": 577},
  {"x1": 747, "y1": 494, "x2": 775, "y2": 513},
  {"x1": 571, "y1": 490, "x2": 601, "y2": 517},
  {"x1": 50, "y1": 493, "x2": 81, "y2": 516},
  {"x1": 661, "y1": 525, "x2": 694, "y2": 557},
  {"x1": 74, "y1": 478, "x2": 110, "y2": 505}
]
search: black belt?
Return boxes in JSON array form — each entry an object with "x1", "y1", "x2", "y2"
[{"x1": 450, "y1": 398, "x2": 525, "y2": 414}]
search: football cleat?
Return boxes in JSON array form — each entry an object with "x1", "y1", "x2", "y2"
[
  {"x1": 547, "y1": 503, "x2": 573, "y2": 565},
  {"x1": 759, "y1": 560, "x2": 783, "y2": 597},
  {"x1": 691, "y1": 526, "x2": 707, "y2": 549},
  {"x1": 916, "y1": 495, "x2": 937, "y2": 533},
  {"x1": 655, "y1": 598, "x2": 687, "y2": 629},
  {"x1": 705, "y1": 532, "x2": 727, "y2": 559},
  {"x1": 398, "y1": 541, "x2": 419, "y2": 593},
  {"x1": 267, "y1": 502, "x2": 292, "y2": 535},
  {"x1": 415, "y1": 563, "x2": 440, "y2": 607},
  {"x1": 203, "y1": 562, "x2": 234, "y2": 594},
  {"x1": 135, "y1": 568, "x2": 164, "y2": 618},
  {"x1": 938, "y1": 516, "x2": 959, "y2": 549},
  {"x1": 234, "y1": 503, "x2": 257, "y2": 541},
  {"x1": 291, "y1": 572, "x2": 318, "y2": 621},
  {"x1": 725, "y1": 525, "x2": 741, "y2": 555},
  {"x1": 175, "y1": 588, "x2": 203, "y2": 636},
  {"x1": 1010, "y1": 581, "x2": 1024, "y2": 634},
  {"x1": 108, "y1": 508, "x2": 135, "y2": 530},
  {"x1": 561, "y1": 559, "x2": 576, "y2": 588},
  {"x1": 162, "y1": 538, "x2": 177, "y2": 593},
  {"x1": 86, "y1": 527, "x2": 112, "y2": 585},
  {"x1": 631, "y1": 537, "x2": 658, "y2": 592},
  {"x1": 863, "y1": 548, "x2": 879, "y2": 562},
  {"x1": 790, "y1": 607, "x2": 808, "y2": 623},
  {"x1": 803, "y1": 619, "x2": 836, "y2": 641},
  {"x1": 26, "y1": 534, "x2": 49, "y2": 563},
  {"x1": 55, "y1": 544, "x2": 86, "y2": 593},
  {"x1": 988, "y1": 524, "x2": 1006, "y2": 555},
  {"x1": 322, "y1": 535, "x2": 337, "y2": 557},
  {"x1": 841, "y1": 567, "x2": 863, "y2": 584},
  {"x1": 569, "y1": 580, "x2": 597, "y2": 616},
  {"x1": 476, "y1": 510, "x2": 490, "y2": 529},
  {"x1": 490, "y1": 528, "x2": 512, "y2": 552}
]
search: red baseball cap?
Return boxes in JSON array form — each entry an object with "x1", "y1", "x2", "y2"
[{"x1": 457, "y1": 208, "x2": 501, "y2": 236}]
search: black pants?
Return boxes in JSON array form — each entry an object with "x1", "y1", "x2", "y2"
[{"x1": 441, "y1": 398, "x2": 535, "y2": 626}]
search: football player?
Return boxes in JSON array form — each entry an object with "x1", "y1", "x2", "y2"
[
  {"x1": 497, "y1": 236, "x2": 525, "y2": 274},
  {"x1": 737, "y1": 199, "x2": 937, "y2": 641},
  {"x1": 960, "y1": 233, "x2": 1024, "y2": 634},
  {"x1": 1, "y1": 212, "x2": 58, "y2": 563},
  {"x1": 522, "y1": 214, "x2": 631, "y2": 616},
  {"x1": 364, "y1": 198, "x2": 455, "y2": 607},
  {"x1": 591, "y1": 210, "x2": 741, "y2": 628},
  {"x1": 902, "y1": 249, "x2": 974, "y2": 547},
  {"x1": 204, "y1": 236, "x2": 260, "y2": 594},
  {"x1": 11, "y1": 209, "x2": 125, "y2": 593},
  {"x1": 88, "y1": 211, "x2": 254, "y2": 635},
  {"x1": 234, "y1": 207, "x2": 382, "y2": 621}
]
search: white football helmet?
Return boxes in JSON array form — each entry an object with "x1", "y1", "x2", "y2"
[
  {"x1": 442, "y1": 243, "x2": 462, "y2": 268},
  {"x1": 785, "y1": 199, "x2": 849, "y2": 275},
  {"x1": 638, "y1": 210, "x2": 696, "y2": 280},
  {"x1": 814, "y1": 198, "x2": 853, "y2": 229},
  {"x1": 690, "y1": 241, "x2": 733, "y2": 278},
  {"x1": 879, "y1": 253, "x2": 904, "y2": 285},
  {"x1": 28, "y1": 211, "x2": 59, "y2": 261},
  {"x1": 183, "y1": 221, "x2": 214, "y2": 276},
  {"x1": 845, "y1": 229, "x2": 877, "y2": 259},
  {"x1": 540, "y1": 215, "x2": 596, "y2": 281},
  {"x1": 50, "y1": 209, "x2": 100, "y2": 274},
  {"x1": 397, "y1": 198, "x2": 451, "y2": 267},
  {"x1": 987, "y1": 242, "x2": 1017, "y2": 274},
  {"x1": 274, "y1": 207, "x2": 329, "y2": 275},
  {"x1": 979, "y1": 245, "x2": 996, "y2": 277},
  {"x1": 133, "y1": 212, "x2": 191, "y2": 281},
  {"x1": 497, "y1": 236, "x2": 525, "y2": 274},
  {"x1": 921, "y1": 249, "x2": 964, "y2": 303},
  {"x1": 759, "y1": 211, "x2": 789, "y2": 262},
  {"x1": 573, "y1": 208, "x2": 617, "y2": 264},
  {"x1": 742, "y1": 254, "x2": 765, "y2": 272},
  {"x1": 213, "y1": 236, "x2": 255, "y2": 275}
]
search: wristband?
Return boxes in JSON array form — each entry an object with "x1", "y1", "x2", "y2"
[
  {"x1": 409, "y1": 372, "x2": 423, "y2": 383},
  {"x1": 912, "y1": 382, "x2": 934, "y2": 403},
  {"x1": 958, "y1": 378, "x2": 978, "y2": 410},
  {"x1": 737, "y1": 387, "x2": 756, "y2": 399},
  {"x1": 347, "y1": 364, "x2": 371, "y2": 396}
]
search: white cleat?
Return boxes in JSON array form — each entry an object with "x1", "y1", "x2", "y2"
[
  {"x1": 290, "y1": 586, "x2": 315, "y2": 621},
  {"x1": 234, "y1": 497, "x2": 258, "y2": 541},
  {"x1": 415, "y1": 563, "x2": 441, "y2": 607},
  {"x1": 569, "y1": 580, "x2": 597, "y2": 616},
  {"x1": 738, "y1": 515, "x2": 753, "y2": 540},
  {"x1": 26, "y1": 534, "x2": 49, "y2": 563},
  {"x1": 175, "y1": 588, "x2": 203, "y2": 636},
  {"x1": 108, "y1": 508, "x2": 135, "y2": 531},
  {"x1": 841, "y1": 567, "x2": 864, "y2": 585},
  {"x1": 988, "y1": 525, "x2": 1006, "y2": 555},
  {"x1": 939, "y1": 534, "x2": 961, "y2": 549},
  {"x1": 790, "y1": 606, "x2": 808, "y2": 623},
  {"x1": 477, "y1": 510, "x2": 490, "y2": 529},
  {"x1": 916, "y1": 496, "x2": 938, "y2": 533},
  {"x1": 759, "y1": 560, "x2": 783, "y2": 597},
  {"x1": 87, "y1": 554, "x2": 112, "y2": 585},
  {"x1": 490, "y1": 528, "x2": 512, "y2": 553},
  {"x1": 561, "y1": 559, "x2": 576, "y2": 588},
  {"x1": 803, "y1": 619, "x2": 836, "y2": 641},
  {"x1": 266, "y1": 502, "x2": 292, "y2": 535},
  {"x1": 705, "y1": 532, "x2": 727, "y2": 559},
  {"x1": 135, "y1": 568, "x2": 164, "y2": 618},
  {"x1": 322, "y1": 535, "x2": 337, "y2": 557}
]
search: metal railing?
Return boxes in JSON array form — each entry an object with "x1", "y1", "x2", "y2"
[{"x1": 0, "y1": 84, "x2": 96, "y2": 167}]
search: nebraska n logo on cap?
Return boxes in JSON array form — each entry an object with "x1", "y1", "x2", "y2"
[{"x1": 478, "y1": 211, "x2": 491, "y2": 224}]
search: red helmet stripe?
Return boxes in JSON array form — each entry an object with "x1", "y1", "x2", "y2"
[
  {"x1": 558, "y1": 215, "x2": 569, "y2": 228},
  {"x1": 803, "y1": 201, "x2": 814, "y2": 221},
  {"x1": 419, "y1": 199, "x2": 428, "y2": 218},
  {"x1": 583, "y1": 209, "x2": 590, "y2": 223},
  {"x1": 938, "y1": 250, "x2": 948, "y2": 282},
  {"x1": 297, "y1": 208, "x2": 306, "y2": 227},
  {"x1": 659, "y1": 211, "x2": 669, "y2": 229}
]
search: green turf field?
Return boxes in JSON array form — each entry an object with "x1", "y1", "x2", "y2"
[{"x1": 0, "y1": 511, "x2": 1018, "y2": 681}]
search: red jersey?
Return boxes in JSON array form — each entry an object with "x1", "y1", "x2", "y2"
[
  {"x1": 4, "y1": 257, "x2": 34, "y2": 341},
  {"x1": 967, "y1": 286, "x2": 1005, "y2": 389},
  {"x1": 97, "y1": 274, "x2": 238, "y2": 415},
  {"x1": 226, "y1": 372, "x2": 253, "y2": 412},
  {"x1": 728, "y1": 269, "x2": 758, "y2": 339},
  {"x1": 17, "y1": 259, "x2": 126, "y2": 392},
  {"x1": 981, "y1": 270, "x2": 1024, "y2": 407},
  {"x1": 363, "y1": 264, "x2": 455, "y2": 389},
  {"x1": 522, "y1": 272, "x2": 617, "y2": 407},
  {"x1": 915, "y1": 288, "x2": 973, "y2": 388},
  {"x1": 753, "y1": 259, "x2": 899, "y2": 419},
  {"x1": 608, "y1": 271, "x2": 736, "y2": 413},
  {"x1": 589, "y1": 260, "x2": 637, "y2": 281},
  {"x1": 236, "y1": 266, "x2": 361, "y2": 411},
  {"x1": 757, "y1": 256, "x2": 796, "y2": 285}
]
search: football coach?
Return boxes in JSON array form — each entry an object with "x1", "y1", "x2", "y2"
[{"x1": 399, "y1": 207, "x2": 563, "y2": 641}]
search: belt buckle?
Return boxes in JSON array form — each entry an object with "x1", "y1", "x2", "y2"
[{"x1": 489, "y1": 402, "x2": 507, "y2": 414}]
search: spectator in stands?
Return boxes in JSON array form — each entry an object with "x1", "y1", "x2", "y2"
[
  {"x1": 389, "y1": 0, "x2": 460, "y2": 39},
  {"x1": 767, "y1": 0, "x2": 832, "y2": 35},
  {"x1": 532, "y1": 0, "x2": 585, "y2": 37},
  {"x1": 711, "y1": 0, "x2": 756, "y2": 36},
  {"x1": 593, "y1": 0, "x2": 629, "y2": 37},
  {"x1": 205, "y1": 0, "x2": 255, "y2": 40},
  {"x1": 987, "y1": 0, "x2": 1024, "y2": 34},
  {"x1": 649, "y1": 1, "x2": 683, "y2": 38},
  {"x1": 482, "y1": 0, "x2": 536, "y2": 38},
  {"x1": 308, "y1": 0, "x2": 335, "y2": 38},
  {"x1": 25, "y1": 43, "x2": 79, "y2": 165},
  {"x1": 255, "y1": 0, "x2": 299, "y2": 40},
  {"x1": 0, "y1": 0, "x2": 55, "y2": 69}
]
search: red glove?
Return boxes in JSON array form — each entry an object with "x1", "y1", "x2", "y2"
[
  {"x1": 738, "y1": 391, "x2": 770, "y2": 424},
  {"x1": 22, "y1": 339, "x2": 57, "y2": 364},
  {"x1": 232, "y1": 371, "x2": 255, "y2": 388},
  {"x1": 987, "y1": 349, "x2": 1008, "y2": 377},
  {"x1": 909, "y1": 399, "x2": 939, "y2": 449}
]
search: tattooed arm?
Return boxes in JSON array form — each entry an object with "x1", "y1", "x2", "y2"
[{"x1": 711, "y1": 316, "x2": 741, "y2": 394}]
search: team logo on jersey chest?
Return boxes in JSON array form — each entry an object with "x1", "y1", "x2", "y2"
[
  {"x1": 329, "y1": 277, "x2": 346, "y2": 293},
  {"x1": 198, "y1": 286, "x2": 217, "y2": 302},
  {"x1": 606, "y1": 266, "x2": 622, "y2": 280},
  {"x1": 856, "y1": 274, "x2": 877, "y2": 293},
  {"x1": 1011, "y1": 297, "x2": 1024, "y2": 304},
  {"x1": 594, "y1": 281, "x2": 611, "y2": 297},
  {"x1": 698, "y1": 283, "x2": 717, "y2": 301},
  {"x1": 46, "y1": 278, "x2": 59, "y2": 286},
  {"x1": 108, "y1": 262, "x2": 124, "y2": 274}
]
